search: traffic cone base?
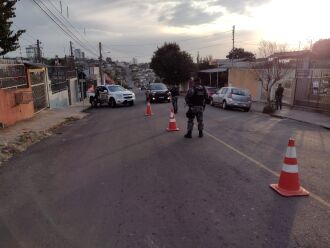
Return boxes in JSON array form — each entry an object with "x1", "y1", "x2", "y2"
[
  {"x1": 270, "y1": 184, "x2": 309, "y2": 197},
  {"x1": 167, "y1": 127, "x2": 180, "y2": 131}
]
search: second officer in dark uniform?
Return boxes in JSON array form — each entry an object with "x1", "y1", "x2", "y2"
[{"x1": 184, "y1": 77, "x2": 208, "y2": 138}]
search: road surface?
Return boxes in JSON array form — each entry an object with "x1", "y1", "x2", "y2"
[{"x1": 0, "y1": 92, "x2": 329, "y2": 247}]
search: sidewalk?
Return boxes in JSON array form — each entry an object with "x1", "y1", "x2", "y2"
[
  {"x1": 251, "y1": 102, "x2": 330, "y2": 129},
  {"x1": 0, "y1": 101, "x2": 90, "y2": 165}
]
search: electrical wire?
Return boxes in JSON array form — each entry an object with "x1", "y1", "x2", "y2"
[
  {"x1": 31, "y1": 0, "x2": 99, "y2": 57},
  {"x1": 37, "y1": 0, "x2": 99, "y2": 56},
  {"x1": 45, "y1": 0, "x2": 97, "y2": 53}
]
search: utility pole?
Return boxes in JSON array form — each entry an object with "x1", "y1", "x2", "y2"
[
  {"x1": 99, "y1": 42, "x2": 103, "y2": 85},
  {"x1": 37, "y1": 39, "x2": 41, "y2": 63},
  {"x1": 70, "y1": 41, "x2": 73, "y2": 57},
  {"x1": 231, "y1": 25, "x2": 235, "y2": 68}
]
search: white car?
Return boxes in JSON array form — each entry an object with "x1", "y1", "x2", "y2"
[{"x1": 87, "y1": 85, "x2": 135, "y2": 107}]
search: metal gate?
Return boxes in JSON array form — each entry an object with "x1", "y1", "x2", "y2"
[
  {"x1": 294, "y1": 69, "x2": 330, "y2": 110},
  {"x1": 29, "y1": 69, "x2": 47, "y2": 113}
]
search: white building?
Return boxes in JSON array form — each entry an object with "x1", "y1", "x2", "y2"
[{"x1": 74, "y1": 49, "x2": 85, "y2": 60}]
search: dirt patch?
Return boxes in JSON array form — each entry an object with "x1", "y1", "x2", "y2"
[{"x1": 0, "y1": 116, "x2": 81, "y2": 167}]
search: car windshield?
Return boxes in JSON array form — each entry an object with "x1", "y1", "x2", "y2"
[
  {"x1": 107, "y1": 85, "x2": 126, "y2": 92},
  {"x1": 231, "y1": 88, "x2": 250, "y2": 96},
  {"x1": 150, "y1": 84, "x2": 167, "y2": 90}
]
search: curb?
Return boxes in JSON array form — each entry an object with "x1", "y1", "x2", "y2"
[{"x1": 270, "y1": 113, "x2": 330, "y2": 130}]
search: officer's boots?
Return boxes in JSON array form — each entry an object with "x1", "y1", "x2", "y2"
[
  {"x1": 199, "y1": 130, "x2": 203, "y2": 138},
  {"x1": 184, "y1": 131, "x2": 192, "y2": 138}
]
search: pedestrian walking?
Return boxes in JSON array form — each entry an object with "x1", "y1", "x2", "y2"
[
  {"x1": 170, "y1": 85, "x2": 179, "y2": 114},
  {"x1": 275, "y1": 83, "x2": 284, "y2": 110},
  {"x1": 184, "y1": 77, "x2": 208, "y2": 138}
]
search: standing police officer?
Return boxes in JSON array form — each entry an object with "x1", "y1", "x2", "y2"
[
  {"x1": 170, "y1": 85, "x2": 179, "y2": 114},
  {"x1": 184, "y1": 77, "x2": 208, "y2": 138}
]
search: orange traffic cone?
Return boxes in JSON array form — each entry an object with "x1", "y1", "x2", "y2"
[
  {"x1": 145, "y1": 101, "x2": 153, "y2": 116},
  {"x1": 270, "y1": 138, "x2": 309, "y2": 197},
  {"x1": 166, "y1": 109, "x2": 180, "y2": 131}
]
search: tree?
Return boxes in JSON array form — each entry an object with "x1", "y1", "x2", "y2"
[
  {"x1": 312, "y1": 39, "x2": 330, "y2": 60},
  {"x1": 0, "y1": 0, "x2": 25, "y2": 56},
  {"x1": 150, "y1": 43, "x2": 194, "y2": 85},
  {"x1": 252, "y1": 41, "x2": 291, "y2": 113},
  {"x1": 226, "y1": 48, "x2": 256, "y2": 61}
]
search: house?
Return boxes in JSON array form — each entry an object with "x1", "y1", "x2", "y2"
[
  {"x1": 223, "y1": 51, "x2": 330, "y2": 111},
  {"x1": 0, "y1": 59, "x2": 47, "y2": 127}
]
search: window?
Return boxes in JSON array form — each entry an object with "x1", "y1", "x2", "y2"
[
  {"x1": 231, "y1": 88, "x2": 250, "y2": 96},
  {"x1": 150, "y1": 83, "x2": 167, "y2": 90},
  {"x1": 107, "y1": 85, "x2": 125, "y2": 92}
]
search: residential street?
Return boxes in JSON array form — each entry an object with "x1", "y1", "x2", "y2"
[{"x1": 0, "y1": 92, "x2": 329, "y2": 248}]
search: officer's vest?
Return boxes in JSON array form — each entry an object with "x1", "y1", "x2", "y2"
[{"x1": 191, "y1": 85, "x2": 205, "y2": 106}]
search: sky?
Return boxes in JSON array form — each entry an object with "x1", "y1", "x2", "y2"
[{"x1": 7, "y1": 0, "x2": 330, "y2": 62}]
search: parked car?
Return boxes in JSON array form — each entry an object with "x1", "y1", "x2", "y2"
[
  {"x1": 87, "y1": 84, "x2": 135, "y2": 108},
  {"x1": 204, "y1": 86, "x2": 219, "y2": 104},
  {"x1": 210, "y1": 87, "x2": 252, "y2": 112},
  {"x1": 145, "y1": 83, "x2": 171, "y2": 103}
]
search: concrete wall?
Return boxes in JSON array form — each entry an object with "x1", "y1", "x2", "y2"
[
  {"x1": 46, "y1": 68, "x2": 70, "y2": 109},
  {"x1": 0, "y1": 88, "x2": 34, "y2": 127},
  {"x1": 69, "y1": 78, "x2": 79, "y2": 104},
  {"x1": 228, "y1": 68, "x2": 260, "y2": 101},
  {"x1": 228, "y1": 68, "x2": 296, "y2": 104},
  {"x1": 48, "y1": 88, "x2": 69, "y2": 108}
]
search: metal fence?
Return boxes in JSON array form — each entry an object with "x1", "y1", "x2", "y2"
[
  {"x1": 294, "y1": 69, "x2": 330, "y2": 110},
  {"x1": 0, "y1": 64, "x2": 28, "y2": 89},
  {"x1": 29, "y1": 70, "x2": 47, "y2": 112},
  {"x1": 48, "y1": 66, "x2": 76, "y2": 93}
]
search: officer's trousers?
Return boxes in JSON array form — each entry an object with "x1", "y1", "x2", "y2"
[{"x1": 187, "y1": 106, "x2": 204, "y2": 131}]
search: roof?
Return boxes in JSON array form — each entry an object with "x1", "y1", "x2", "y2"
[
  {"x1": 24, "y1": 62, "x2": 46, "y2": 68},
  {"x1": 199, "y1": 68, "x2": 228, "y2": 73},
  {"x1": 271, "y1": 50, "x2": 311, "y2": 59}
]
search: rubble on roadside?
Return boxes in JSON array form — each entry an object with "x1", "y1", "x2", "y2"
[{"x1": 0, "y1": 117, "x2": 80, "y2": 167}]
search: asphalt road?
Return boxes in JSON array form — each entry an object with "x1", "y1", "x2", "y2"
[{"x1": 0, "y1": 92, "x2": 329, "y2": 248}]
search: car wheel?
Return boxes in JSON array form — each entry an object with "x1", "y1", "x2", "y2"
[
  {"x1": 244, "y1": 108, "x2": 250, "y2": 112},
  {"x1": 222, "y1": 101, "x2": 227, "y2": 110},
  {"x1": 129, "y1": 101, "x2": 134, "y2": 106},
  {"x1": 109, "y1": 98, "x2": 116, "y2": 108}
]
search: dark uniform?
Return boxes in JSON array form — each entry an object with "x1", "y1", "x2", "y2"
[
  {"x1": 275, "y1": 84, "x2": 284, "y2": 110},
  {"x1": 185, "y1": 83, "x2": 208, "y2": 138},
  {"x1": 170, "y1": 86, "x2": 179, "y2": 113}
]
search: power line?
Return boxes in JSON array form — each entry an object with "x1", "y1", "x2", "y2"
[
  {"x1": 31, "y1": 0, "x2": 99, "y2": 57},
  {"x1": 13, "y1": 24, "x2": 38, "y2": 43},
  {"x1": 37, "y1": 0, "x2": 98, "y2": 56},
  {"x1": 45, "y1": 0, "x2": 97, "y2": 53}
]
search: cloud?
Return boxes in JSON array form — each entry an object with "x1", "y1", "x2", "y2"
[
  {"x1": 211, "y1": 0, "x2": 271, "y2": 13},
  {"x1": 159, "y1": 2, "x2": 221, "y2": 26},
  {"x1": 8, "y1": 0, "x2": 261, "y2": 61}
]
